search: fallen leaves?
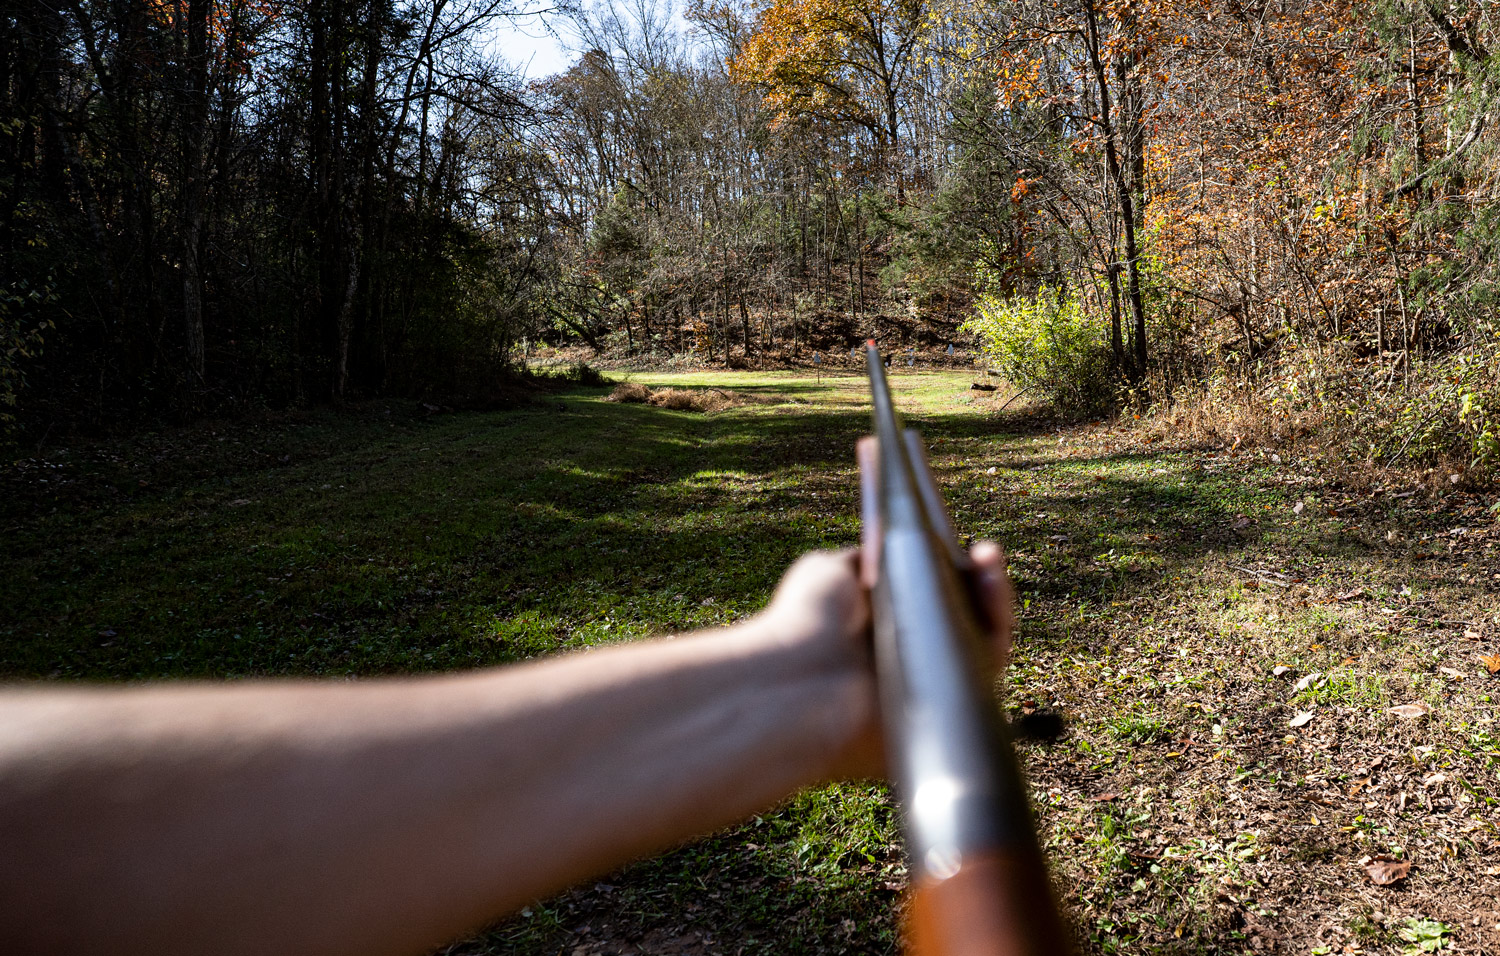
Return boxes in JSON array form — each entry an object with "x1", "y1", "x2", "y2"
[
  {"x1": 1481, "y1": 653, "x2": 1500, "y2": 675},
  {"x1": 1387, "y1": 702, "x2": 1431, "y2": 720},
  {"x1": 1288, "y1": 711, "x2": 1315, "y2": 728},
  {"x1": 1366, "y1": 856, "x2": 1411, "y2": 886},
  {"x1": 1293, "y1": 671, "x2": 1323, "y2": 692}
]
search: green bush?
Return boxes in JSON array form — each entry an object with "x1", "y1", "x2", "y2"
[
  {"x1": 0, "y1": 278, "x2": 55, "y2": 439},
  {"x1": 960, "y1": 277, "x2": 1112, "y2": 412},
  {"x1": 1367, "y1": 343, "x2": 1500, "y2": 473}
]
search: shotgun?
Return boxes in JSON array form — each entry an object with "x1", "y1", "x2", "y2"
[{"x1": 858, "y1": 343, "x2": 1071, "y2": 956}]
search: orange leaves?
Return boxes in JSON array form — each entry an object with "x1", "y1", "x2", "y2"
[
  {"x1": 731, "y1": 0, "x2": 921, "y2": 134},
  {"x1": 1128, "y1": 0, "x2": 1439, "y2": 327},
  {"x1": 994, "y1": 59, "x2": 1045, "y2": 108}
]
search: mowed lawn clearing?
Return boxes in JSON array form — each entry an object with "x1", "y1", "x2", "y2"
[{"x1": 3, "y1": 369, "x2": 1498, "y2": 955}]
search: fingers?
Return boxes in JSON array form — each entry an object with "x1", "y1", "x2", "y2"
[
  {"x1": 854, "y1": 437, "x2": 879, "y2": 589},
  {"x1": 768, "y1": 540, "x2": 1012, "y2": 681},
  {"x1": 773, "y1": 549, "x2": 861, "y2": 607},
  {"x1": 970, "y1": 540, "x2": 1015, "y2": 675},
  {"x1": 766, "y1": 549, "x2": 870, "y2": 649}
]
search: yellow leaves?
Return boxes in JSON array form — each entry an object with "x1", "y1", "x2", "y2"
[{"x1": 731, "y1": 0, "x2": 922, "y2": 131}]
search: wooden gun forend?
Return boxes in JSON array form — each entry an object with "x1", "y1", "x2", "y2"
[{"x1": 861, "y1": 344, "x2": 1072, "y2": 956}]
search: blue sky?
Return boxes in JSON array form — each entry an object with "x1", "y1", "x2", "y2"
[
  {"x1": 490, "y1": 2, "x2": 698, "y2": 80},
  {"x1": 490, "y1": 13, "x2": 575, "y2": 79}
]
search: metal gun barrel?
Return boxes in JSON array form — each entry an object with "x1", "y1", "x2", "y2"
[{"x1": 864, "y1": 343, "x2": 1070, "y2": 956}]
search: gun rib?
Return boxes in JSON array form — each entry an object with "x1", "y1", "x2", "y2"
[{"x1": 862, "y1": 344, "x2": 1072, "y2": 956}]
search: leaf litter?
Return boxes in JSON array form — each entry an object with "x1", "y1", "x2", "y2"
[
  {"x1": 1366, "y1": 857, "x2": 1412, "y2": 886},
  {"x1": 7, "y1": 372, "x2": 1500, "y2": 956}
]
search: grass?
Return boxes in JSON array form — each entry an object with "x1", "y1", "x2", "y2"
[{"x1": 4, "y1": 367, "x2": 1499, "y2": 955}]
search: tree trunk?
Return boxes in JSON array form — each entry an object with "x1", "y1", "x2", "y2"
[
  {"x1": 1408, "y1": 25, "x2": 1427, "y2": 199},
  {"x1": 739, "y1": 293, "x2": 751, "y2": 358},
  {"x1": 180, "y1": 0, "x2": 210, "y2": 384},
  {"x1": 1084, "y1": 3, "x2": 1148, "y2": 381},
  {"x1": 1106, "y1": 261, "x2": 1125, "y2": 367}
]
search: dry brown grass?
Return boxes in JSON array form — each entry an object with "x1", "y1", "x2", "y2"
[
  {"x1": 1142, "y1": 379, "x2": 1324, "y2": 452},
  {"x1": 606, "y1": 382, "x2": 653, "y2": 404},
  {"x1": 605, "y1": 383, "x2": 753, "y2": 413},
  {"x1": 1140, "y1": 344, "x2": 1500, "y2": 495}
]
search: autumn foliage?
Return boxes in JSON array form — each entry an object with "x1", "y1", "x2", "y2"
[
  {"x1": 5, "y1": 0, "x2": 1500, "y2": 472},
  {"x1": 902, "y1": 0, "x2": 1500, "y2": 469}
]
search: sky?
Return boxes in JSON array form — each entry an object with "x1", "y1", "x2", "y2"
[
  {"x1": 489, "y1": 2, "x2": 697, "y2": 80},
  {"x1": 490, "y1": 13, "x2": 576, "y2": 79}
]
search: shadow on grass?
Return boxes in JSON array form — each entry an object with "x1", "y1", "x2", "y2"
[
  {"x1": 0, "y1": 384, "x2": 1376, "y2": 956},
  {"x1": 0, "y1": 390, "x2": 876, "y2": 679},
  {"x1": 2, "y1": 388, "x2": 1357, "y2": 681}
]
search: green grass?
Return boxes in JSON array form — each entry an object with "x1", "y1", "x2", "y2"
[
  {"x1": 1, "y1": 376, "x2": 871, "y2": 679},
  {"x1": 4, "y1": 368, "x2": 1497, "y2": 956}
]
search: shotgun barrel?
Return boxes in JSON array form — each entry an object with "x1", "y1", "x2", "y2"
[{"x1": 859, "y1": 343, "x2": 1071, "y2": 956}]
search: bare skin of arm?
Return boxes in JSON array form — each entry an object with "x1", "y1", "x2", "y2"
[{"x1": 0, "y1": 545, "x2": 1012, "y2": 956}]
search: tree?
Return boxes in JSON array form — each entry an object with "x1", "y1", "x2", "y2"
[{"x1": 731, "y1": 0, "x2": 927, "y2": 186}]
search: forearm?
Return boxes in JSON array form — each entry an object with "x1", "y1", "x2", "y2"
[{"x1": 0, "y1": 619, "x2": 870, "y2": 956}]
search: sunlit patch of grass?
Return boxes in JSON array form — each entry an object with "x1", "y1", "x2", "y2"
[
  {"x1": 1293, "y1": 668, "x2": 1390, "y2": 708},
  {"x1": 1107, "y1": 711, "x2": 1173, "y2": 745}
]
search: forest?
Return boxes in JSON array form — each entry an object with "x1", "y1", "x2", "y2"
[
  {"x1": 6, "y1": 3, "x2": 1500, "y2": 953},
  {"x1": 5, "y1": 0, "x2": 1500, "y2": 472}
]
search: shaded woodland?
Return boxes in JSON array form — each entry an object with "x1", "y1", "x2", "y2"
[{"x1": 5, "y1": 0, "x2": 1500, "y2": 471}]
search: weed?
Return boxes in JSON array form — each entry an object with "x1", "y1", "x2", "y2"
[
  {"x1": 1348, "y1": 912, "x2": 1385, "y2": 944},
  {"x1": 1399, "y1": 918, "x2": 1453, "y2": 954},
  {"x1": 1294, "y1": 667, "x2": 1390, "y2": 708},
  {"x1": 1108, "y1": 713, "x2": 1172, "y2": 745}
]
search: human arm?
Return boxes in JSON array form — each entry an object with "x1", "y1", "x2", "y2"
[{"x1": 0, "y1": 546, "x2": 1012, "y2": 956}]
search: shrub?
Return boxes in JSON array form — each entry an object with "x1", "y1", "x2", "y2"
[
  {"x1": 1144, "y1": 337, "x2": 1500, "y2": 483},
  {"x1": 0, "y1": 278, "x2": 55, "y2": 439},
  {"x1": 564, "y1": 362, "x2": 609, "y2": 387},
  {"x1": 1343, "y1": 342, "x2": 1500, "y2": 476},
  {"x1": 960, "y1": 278, "x2": 1113, "y2": 413}
]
